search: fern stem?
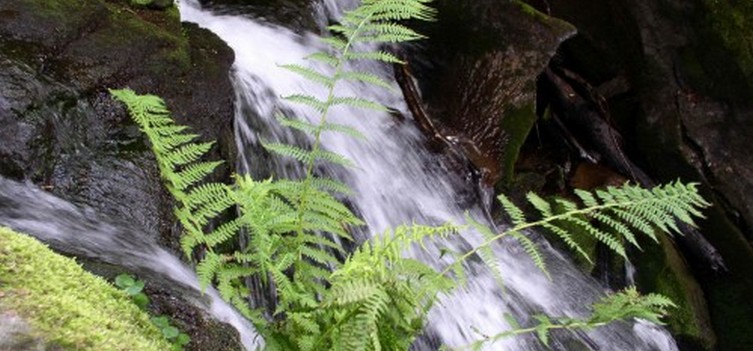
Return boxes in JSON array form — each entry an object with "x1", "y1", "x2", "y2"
[{"x1": 294, "y1": 10, "x2": 374, "y2": 235}]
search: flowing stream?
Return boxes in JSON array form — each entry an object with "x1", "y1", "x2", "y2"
[{"x1": 180, "y1": 0, "x2": 680, "y2": 350}]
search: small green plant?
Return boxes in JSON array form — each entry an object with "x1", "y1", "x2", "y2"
[
  {"x1": 152, "y1": 316, "x2": 192, "y2": 351},
  {"x1": 115, "y1": 273, "x2": 150, "y2": 309},
  {"x1": 115, "y1": 274, "x2": 191, "y2": 350}
]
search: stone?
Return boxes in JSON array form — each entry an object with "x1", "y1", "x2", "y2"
[{"x1": 414, "y1": 0, "x2": 575, "y2": 185}]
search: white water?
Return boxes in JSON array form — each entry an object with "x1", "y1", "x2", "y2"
[
  {"x1": 0, "y1": 178, "x2": 262, "y2": 350},
  {"x1": 180, "y1": 1, "x2": 680, "y2": 350}
]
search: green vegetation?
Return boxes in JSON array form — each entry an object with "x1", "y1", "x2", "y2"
[
  {"x1": 457, "y1": 286, "x2": 675, "y2": 350},
  {"x1": 115, "y1": 273, "x2": 192, "y2": 350},
  {"x1": 0, "y1": 227, "x2": 171, "y2": 351},
  {"x1": 110, "y1": 0, "x2": 710, "y2": 350},
  {"x1": 116, "y1": 273, "x2": 151, "y2": 309}
]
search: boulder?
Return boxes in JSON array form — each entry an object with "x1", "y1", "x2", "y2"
[{"x1": 413, "y1": 0, "x2": 575, "y2": 185}]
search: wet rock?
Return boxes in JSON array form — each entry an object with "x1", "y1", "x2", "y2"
[
  {"x1": 414, "y1": 0, "x2": 575, "y2": 185},
  {"x1": 0, "y1": 0, "x2": 236, "y2": 251},
  {"x1": 0, "y1": 0, "x2": 240, "y2": 348}
]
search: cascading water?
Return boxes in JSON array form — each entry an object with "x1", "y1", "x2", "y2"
[
  {"x1": 0, "y1": 177, "x2": 262, "y2": 351},
  {"x1": 180, "y1": 0, "x2": 680, "y2": 350}
]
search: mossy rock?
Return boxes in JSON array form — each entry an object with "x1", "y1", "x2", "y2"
[
  {"x1": 635, "y1": 235, "x2": 715, "y2": 351},
  {"x1": 0, "y1": 227, "x2": 171, "y2": 351},
  {"x1": 682, "y1": 0, "x2": 753, "y2": 103}
]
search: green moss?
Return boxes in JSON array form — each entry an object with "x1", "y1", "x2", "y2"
[
  {"x1": 500, "y1": 103, "x2": 537, "y2": 183},
  {"x1": 635, "y1": 235, "x2": 715, "y2": 350},
  {"x1": 703, "y1": 0, "x2": 753, "y2": 82},
  {"x1": 0, "y1": 227, "x2": 171, "y2": 351},
  {"x1": 679, "y1": 0, "x2": 753, "y2": 102}
]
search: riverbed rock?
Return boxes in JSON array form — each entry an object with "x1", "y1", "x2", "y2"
[
  {"x1": 0, "y1": 0, "x2": 241, "y2": 348},
  {"x1": 414, "y1": 0, "x2": 575, "y2": 185}
]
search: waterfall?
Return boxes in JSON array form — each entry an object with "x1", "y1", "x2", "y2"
[{"x1": 180, "y1": 1, "x2": 679, "y2": 350}]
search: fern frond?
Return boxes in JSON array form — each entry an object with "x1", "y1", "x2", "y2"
[
  {"x1": 455, "y1": 182, "x2": 708, "y2": 287},
  {"x1": 540, "y1": 222, "x2": 592, "y2": 263},
  {"x1": 197, "y1": 251, "x2": 224, "y2": 289},
  {"x1": 164, "y1": 141, "x2": 215, "y2": 168},
  {"x1": 111, "y1": 89, "x2": 239, "y2": 261},
  {"x1": 306, "y1": 52, "x2": 339, "y2": 66},
  {"x1": 466, "y1": 214, "x2": 507, "y2": 288},
  {"x1": 277, "y1": 115, "x2": 366, "y2": 140},
  {"x1": 498, "y1": 194, "x2": 526, "y2": 226},
  {"x1": 508, "y1": 230, "x2": 549, "y2": 278},
  {"x1": 527, "y1": 192, "x2": 553, "y2": 218},
  {"x1": 590, "y1": 286, "x2": 676, "y2": 325},
  {"x1": 309, "y1": 177, "x2": 353, "y2": 195},
  {"x1": 173, "y1": 161, "x2": 224, "y2": 191},
  {"x1": 284, "y1": 94, "x2": 328, "y2": 112}
]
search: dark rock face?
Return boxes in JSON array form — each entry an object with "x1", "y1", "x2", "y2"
[
  {"x1": 0, "y1": 0, "x2": 240, "y2": 348},
  {"x1": 534, "y1": 0, "x2": 753, "y2": 349},
  {"x1": 0, "y1": 0, "x2": 236, "y2": 250},
  {"x1": 416, "y1": 0, "x2": 575, "y2": 184}
]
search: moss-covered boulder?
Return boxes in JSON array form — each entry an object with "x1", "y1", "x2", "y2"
[
  {"x1": 635, "y1": 235, "x2": 715, "y2": 350},
  {"x1": 0, "y1": 226, "x2": 171, "y2": 351}
]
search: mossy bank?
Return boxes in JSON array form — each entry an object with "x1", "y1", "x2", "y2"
[{"x1": 0, "y1": 227, "x2": 171, "y2": 351}]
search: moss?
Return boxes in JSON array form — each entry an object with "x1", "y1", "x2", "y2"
[
  {"x1": 500, "y1": 103, "x2": 538, "y2": 183},
  {"x1": 693, "y1": 204, "x2": 753, "y2": 351},
  {"x1": 703, "y1": 0, "x2": 753, "y2": 83},
  {"x1": 0, "y1": 227, "x2": 171, "y2": 351},
  {"x1": 635, "y1": 235, "x2": 715, "y2": 350},
  {"x1": 679, "y1": 0, "x2": 753, "y2": 102}
]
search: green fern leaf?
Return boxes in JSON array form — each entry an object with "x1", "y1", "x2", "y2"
[{"x1": 498, "y1": 193, "x2": 526, "y2": 226}]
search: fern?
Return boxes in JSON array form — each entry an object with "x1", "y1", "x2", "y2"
[
  {"x1": 110, "y1": 89, "x2": 237, "y2": 263},
  {"x1": 454, "y1": 182, "x2": 709, "y2": 282},
  {"x1": 112, "y1": 0, "x2": 712, "y2": 349},
  {"x1": 458, "y1": 287, "x2": 677, "y2": 350}
]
